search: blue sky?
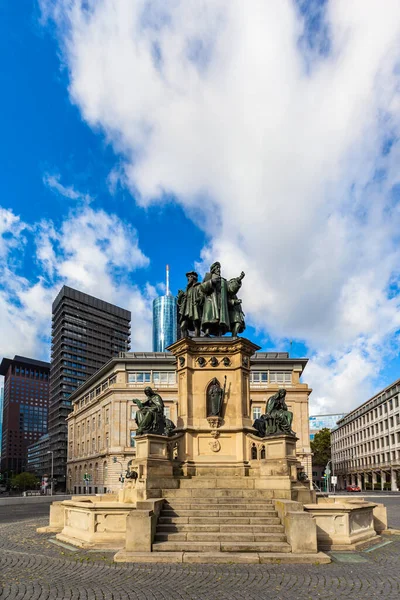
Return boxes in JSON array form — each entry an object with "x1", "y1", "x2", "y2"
[{"x1": 2, "y1": 1, "x2": 400, "y2": 415}]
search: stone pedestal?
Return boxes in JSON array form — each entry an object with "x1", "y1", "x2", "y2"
[
  {"x1": 304, "y1": 499, "x2": 379, "y2": 550},
  {"x1": 168, "y1": 336, "x2": 260, "y2": 477},
  {"x1": 125, "y1": 433, "x2": 182, "y2": 500}
]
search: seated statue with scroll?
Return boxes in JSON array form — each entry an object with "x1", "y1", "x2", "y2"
[
  {"x1": 252, "y1": 389, "x2": 295, "y2": 437},
  {"x1": 132, "y1": 386, "x2": 175, "y2": 436}
]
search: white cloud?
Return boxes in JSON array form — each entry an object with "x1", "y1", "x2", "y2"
[
  {"x1": 0, "y1": 202, "x2": 154, "y2": 363},
  {"x1": 41, "y1": 0, "x2": 400, "y2": 413},
  {"x1": 43, "y1": 172, "x2": 92, "y2": 202}
]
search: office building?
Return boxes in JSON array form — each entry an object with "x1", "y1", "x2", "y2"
[
  {"x1": 27, "y1": 433, "x2": 50, "y2": 477},
  {"x1": 48, "y1": 286, "x2": 131, "y2": 489},
  {"x1": 309, "y1": 413, "x2": 346, "y2": 440},
  {"x1": 0, "y1": 356, "x2": 50, "y2": 474},
  {"x1": 0, "y1": 386, "x2": 3, "y2": 458},
  {"x1": 66, "y1": 350, "x2": 312, "y2": 493},
  {"x1": 331, "y1": 377, "x2": 400, "y2": 491},
  {"x1": 153, "y1": 265, "x2": 177, "y2": 352}
]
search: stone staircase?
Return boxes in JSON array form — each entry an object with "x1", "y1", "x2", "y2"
[{"x1": 153, "y1": 488, "x2": 291, "y2": 555}]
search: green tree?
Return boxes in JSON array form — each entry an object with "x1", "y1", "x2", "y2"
[
  {"x1": 311, "y1": 428, "x2": 331, "y2": 466},
  {"x1": 11, "y1": 472, "x2": 39, "y2": 491}
]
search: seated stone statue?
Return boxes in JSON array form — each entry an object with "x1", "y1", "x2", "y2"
[
  {"x1": 252, "y1": 389, "x2": 295, "y2": 437},
  {"x1": 132, "y1": 386, "x2": 175, "y2": 436}
]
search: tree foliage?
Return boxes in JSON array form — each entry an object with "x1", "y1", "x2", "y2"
[
  {"x1": 311, "y1": 428, "x2": 331, "y2": 466},
  {"x1": 11, "y1": 472, "x2": 39, "y2": 491}
]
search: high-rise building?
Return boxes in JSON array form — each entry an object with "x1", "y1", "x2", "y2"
[
  {"x1": 48, "y1": 286, "x2": 131, "y2": 489},
  {"x1": 0, "y1": 356, "x2": 50, "y2": 474},
  {"x1": 0, "y1": 386, "x2": 4, "y2": 458},
  {"x1": 153, "y1": 265, "x2": 178, "y2": 352},
  {"x1": 331, "y1": 378, "x2": 400, "y2": 491}
]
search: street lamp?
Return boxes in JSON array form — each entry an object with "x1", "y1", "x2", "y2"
[
  {"x1": 113, "y1": 457, "x2": 124, "y2": 489},
  {"x1": 47, "y1": 451, "x2": 54, "y2": 496}
]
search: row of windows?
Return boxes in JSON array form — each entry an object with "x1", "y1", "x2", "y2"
[
  {"x1": 127, "y1": 372, "x2": 177, "y2": 384},
  {"x1": 11, "y1": 366, "x2": 49, "y2": 379},
  {"x1": 250, "y1": 371, "x2": 292, "y2": 384},
  {"x1": 336, "y1": 392, "x2": 400, "y2": 433},
  {"x1": 127, "y1": 371, "x2": 292, "y2": 386},
  {"x1": 77, "y1": 376, "x2": 118, "y2": 410},
  {"x1": 336, "y1": 449, "x2": 400, "y2": 468},
  {"x1": 333, "y1": 413, "x2": 400, "y2": 450},
  {"x1": 70, "y1": 430, "x2": 137, "y2": 459}
]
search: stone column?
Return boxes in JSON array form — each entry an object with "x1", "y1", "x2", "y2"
[
  {"x1": 381, "y1": 470, "x2": 385, "y2": 491},
  {"x1": 391, "y1": 469, "x2": 398, "y2": 492},
  {"x1": 372, "y1": 471, "x2": 377, "y2": 491}
]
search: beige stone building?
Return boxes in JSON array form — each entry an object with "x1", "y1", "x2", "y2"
[
  {"x1": 332, "y1": 377, "x2": 400, "y2": 491},
  {"x1": 66, "y1": 349, "x2": 312, "y2": 493}
]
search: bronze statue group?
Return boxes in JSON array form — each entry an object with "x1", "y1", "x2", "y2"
[
  {"x1": 177, "y1": 261, "x2": 245, "y2": 338},
  {"x1": 131, "y1": 262, "x2": 294, "y2": 439}
]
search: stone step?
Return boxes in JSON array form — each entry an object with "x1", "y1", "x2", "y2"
[
  {"x1": 157, "y1": 523, "x2": 285, "y2": 533},
  {"x1": 155, "y1": 532, "x2": 287, "y2": 542},
  {"x1": 160, "y1": 509, "x2": 278, "y2": 517},
  {"x1": 114, "y1": 550, "x2": 331, "y2": 564},
  {"x1": 158, "y1": 516, "x2": 281, "y2": 525},
  {"x1": 164, "y1": 497, "x2": 273, "y2": 505},
  {"x1": 163, "y1": 503, "x2": 276, "y2": 511},
  {"x1": 177, "y1": 478, "x2": 256, "y2": 489},
  {"x1": 162, "y1": 489, "x2": 274, "y2": 499},
  {"x1": 153, "y1": 541, "x2": 291, "y2": 553}
]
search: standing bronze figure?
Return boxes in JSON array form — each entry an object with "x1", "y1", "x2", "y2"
[
  {"x1": 199, "y1": 262, "x2": 245, "y2": 337},
  {"x1": 177, "y1": 271, "x2": 203, "y2": 337},
  {"x1": 207, "y1": 377, "x2": 226, "y2": 417}
]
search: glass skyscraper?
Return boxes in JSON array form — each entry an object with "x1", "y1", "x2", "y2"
[{"x1": 153, "y1": 265, "x2": 178, "y2": 352}]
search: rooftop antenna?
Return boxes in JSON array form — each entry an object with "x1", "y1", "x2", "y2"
[{"x1": 166, "y1": 264, "x2": 170, "y2": 296}]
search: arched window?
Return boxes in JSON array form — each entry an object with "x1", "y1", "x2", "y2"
[
  {"x1": 251, "y1": 444, "x2": 257, "y2": 460},
  {"x1": 104, "y1": 461, "x2": 108, "y2": 482},
  {"x1": 95, "y1": 463, "x2": 99, "y2": 483}
]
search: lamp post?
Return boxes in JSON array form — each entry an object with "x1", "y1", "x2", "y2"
[
  {"x1": 113, "y1": 457, "x2": 124, "y2": 489},
  {"x1": 47, "y1": 451, "x2": 54, "y2": 496}
]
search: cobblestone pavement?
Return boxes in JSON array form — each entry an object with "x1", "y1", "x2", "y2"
[{"x1": 1, "y1": 507, "x2": 400, "y2": 599}]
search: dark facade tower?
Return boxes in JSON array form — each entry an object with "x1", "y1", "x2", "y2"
[
  {"x1": 153, "y1": 265, "x2": 178, "y2": 352},
  {"x1": 0, "y1": 356, "x2": 50, "y2": 474},
  {"x1": 48, "y1": 286, "x2": 131, "y2": 488}
]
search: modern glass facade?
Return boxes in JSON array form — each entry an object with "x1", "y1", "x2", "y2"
[
  {"x1": 0, "y1": 356, "x2": 50, "y2": 474},
  {"x1": 153, "y1": 295, "x2": 178, "y2": 352},
  {"x1": 309, "y1": 414, "x2": 346, "y2": 440}
]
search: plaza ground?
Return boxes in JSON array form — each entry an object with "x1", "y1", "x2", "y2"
[{"x1": 0, "y1": 494, "x2": 400, "y2": 600}]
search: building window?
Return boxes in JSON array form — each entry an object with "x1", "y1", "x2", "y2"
[
  {"x1": 106, "y1": 409, "x2": 109, "y2": 424},
  {"x1": 92, "y1": 438, "x2": 95, "y2": 452},
  {"x1": 250, "y1": 372, "x2": 268, "y2": 384},
  {"x1": 130, "y1": 406, "x2": 137, "y2": 420},
  {"x1": 252, "y1": 407, "x2": 262, "y2": 420},
  {"x1": 153, "y1": 372, "x2": 176, "y2": 385},
  {"x1": 128, "y1": 372, "x2": 151, "y2": 383},
  {"x1": 130, "y1": 431, "x2": 136, "y2": 447},
  {"x1": 104, "y1": 462, "x2": 108, "y2": 482},
  {"x1": 98, "y1": 435, "x2": 101, "y2": 450},
  {"x1": 269, "y1": 372, "x2": 292, "y2": 384},
  {"x1": 106, "y1": 434, "x2": 109, "y2": 448}
]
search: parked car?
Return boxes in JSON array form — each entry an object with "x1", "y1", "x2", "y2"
[{"x1": 346, "y1": 484, "x2": 361, "y2": 492}]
